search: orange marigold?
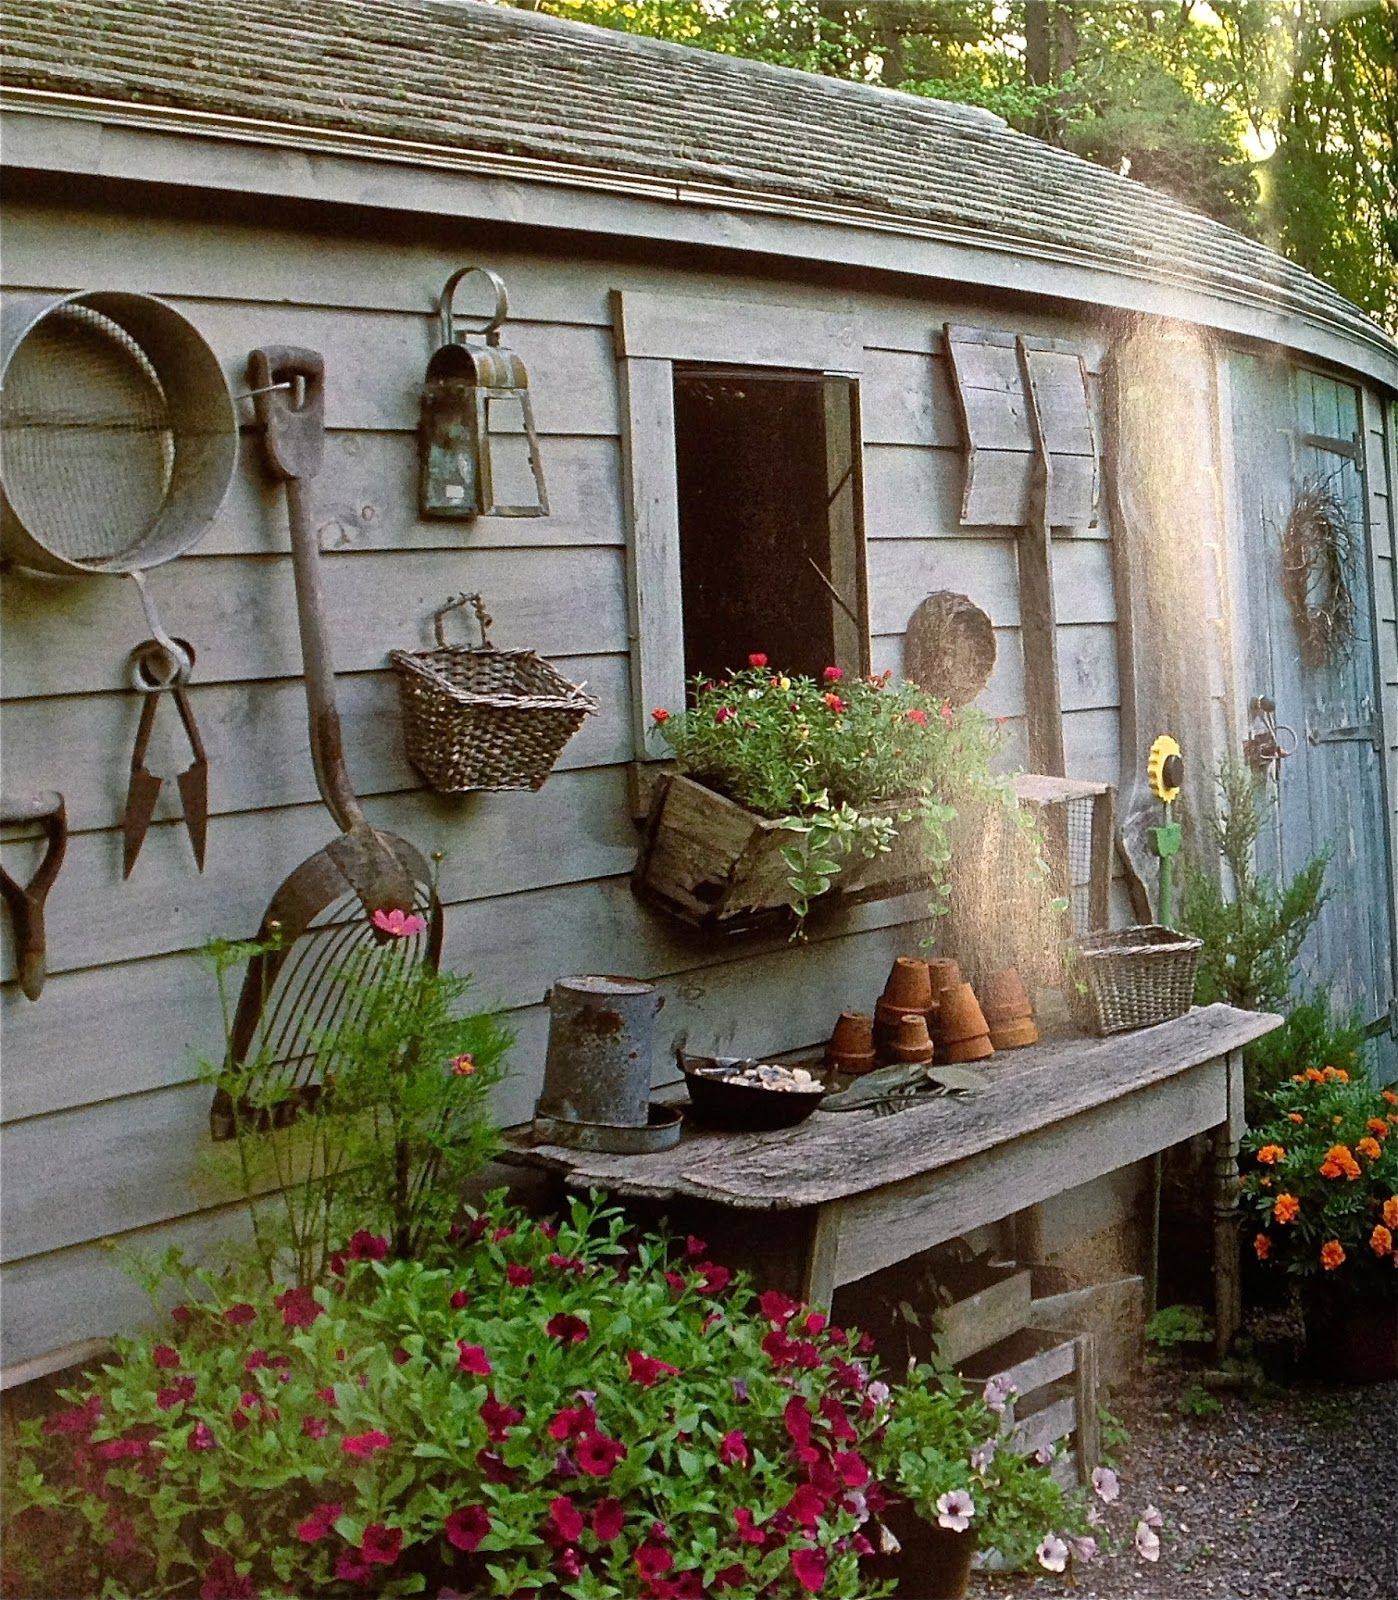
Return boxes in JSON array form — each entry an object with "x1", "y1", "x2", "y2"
[
  {"x1": 1319, "y1": 1143, "x2": 1361, "y2": 1181},
  {"x1": 1383, "y1": 1089, "x2": 1398, "y2": 1106},
  {"x1": 1305, "y1": 1068, "x2": 1326, "y2": 1084},
  {"x1": 1273, "y1": 1193, "x2": 1300, "y2": 1225},
  {"x1": 1383, "y1": 1196, "x2": 1398, "y2": 1230},
  {"x1": 1253, "y1": 1233, "x2": 1272, "y2": 1261},
  {"x1": 1322, "y1": 1066, "x2": 1350, "y2": 1083},
  {"x1": 1256, "y1": 1144, "x2": 1286, "y2": 1165},
  {"x1": 1371, "y1": 1225, "x2": 1394, "y2": 1259},
  {"x1": 1320, "y1": 1240, "x2": 1346, "y2": 1271},
  {"x1": 1368, "y1": 1119, "x2": 1389, "y2": 1139},
  {"x1": 1358, "y1": 1137, "x2": 1383, "y2": 1162},
  {"x1": 1287, "y1": 1113, "x2": 1304, "y2": 1125}
]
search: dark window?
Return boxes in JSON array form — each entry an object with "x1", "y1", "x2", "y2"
[{"x1": 672, "y1": 366, "x2": 865, "y2": 689}]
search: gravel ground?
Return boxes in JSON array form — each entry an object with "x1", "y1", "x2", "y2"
[{"x1": 979, "y1": 1366, "x2": 1398, "y2": 1600}]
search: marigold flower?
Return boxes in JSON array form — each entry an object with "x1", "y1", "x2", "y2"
[
  {"x1": 1320, "y1": 1240, "x2": 1346, "y2": 1271},
  {"x1": 1324, "y1": 1066, "x2": 1350, "y2": 1083},
  {"x1": 1384, "y1": 1196, "x2": 1398, "y2": 1230},
  {"x1": 1367, "y1": 1118, "x2": 1388, "y2": 1138},
  {"x1": 1256, "y1": 1144, "x2": 1285, "y2": 1165},
  {"x1": 1305, "y1": 1067, "x2": 1326, "y2": 1083},
  {"x1": 1371, "y1": 1224, "x2": 1394, "y2": 1258},
  {"x1": 1273, "y1": 1193, "x2": 1300, "y2": 1225},
  {"x1": 1253, "y1": 1232, "x2": 1272, "y2": 1260},
  {"x1": 1320, "y1": 1144, "x2": 1361, "y2": 1181},
  {"x1": 1358, "y1": 1137, "x2": 1383, "y2": 1161},
  {"x1": 1288, "y1": 1112, "x2": 1304, "y2": 1125},
  {"x1": 822, "y1": 692, "x2": 847, "y2": 713},
  {"x1": 1383, "y1": 1089, "x2": 1398, "y2": 1106},
  {"x1": 906, "y1": 707, "x2": 929, "y2": 726}
]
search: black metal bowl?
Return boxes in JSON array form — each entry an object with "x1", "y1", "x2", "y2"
[{"x1": 680, "y1": 1057, "x2": 827, "y2": 1132}]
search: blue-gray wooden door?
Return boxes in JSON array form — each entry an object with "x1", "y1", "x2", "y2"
[{"x1": 1231, "y1": 358, "x2": 1397, "y2": 1076}]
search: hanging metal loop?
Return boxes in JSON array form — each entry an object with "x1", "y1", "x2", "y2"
[{"x1": 437, "y1": 266, "x2": 509, "y2": 350}]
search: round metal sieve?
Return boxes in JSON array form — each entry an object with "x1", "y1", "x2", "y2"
[{"x1": 1, "y1": 290, "x2": 237, "y2": 579}]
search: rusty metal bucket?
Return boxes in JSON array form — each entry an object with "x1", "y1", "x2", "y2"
[{"x1": 532, "y1": 976, "x2": 681, "y2": 1152}]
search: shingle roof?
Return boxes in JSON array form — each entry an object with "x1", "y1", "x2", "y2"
[{"x1": 2, "y1": 0, "x2": 1391, "y2": 362}]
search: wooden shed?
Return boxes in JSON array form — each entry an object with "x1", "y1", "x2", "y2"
[{"x1": 2, "y1": 0, "x2": 1396, "y2": 1380}]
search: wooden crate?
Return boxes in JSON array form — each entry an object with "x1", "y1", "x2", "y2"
[
  {"x1": 933, "y1": 1265, "x2": 1033, "y2": 1367},
  {"x1": 632, "y1": 773, "x2": 926, "y2": 932},
  {"x1": 961, "y1": 1325, "x2": 1101, "y2": 1486}
]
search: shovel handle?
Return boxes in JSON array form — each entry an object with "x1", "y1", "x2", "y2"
[
  {"x1": 0, "y1": 792, "x2": 67, "y2": 1000},
  {"x1": 249, "y1": 347, "x2": 325, "y2": 482}
]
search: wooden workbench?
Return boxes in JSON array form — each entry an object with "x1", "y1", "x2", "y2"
[{"x1": 503, "y1": 1004, "x2": 1280, "y2": 1352}]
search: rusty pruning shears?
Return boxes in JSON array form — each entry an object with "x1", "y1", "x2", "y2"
[{"x1": 121, "y1": 637, "x2": 209, "y2": 878}]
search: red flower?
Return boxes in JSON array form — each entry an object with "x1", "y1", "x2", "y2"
[
  {"x1": 786, "y1": 1482, "x2": 827, "y2": 1530},
  {"x1": 546, "y1": 1312, "x2": 589, "y2": 1344},
  {"x1": 905, "y1": 707, "x2": 928, "y2": 726},
  {"x1": 456, "y1": 1341, "x2": 492, "y2": 1376},
  {"x1": 592, "y1": 1497, "x2": 625, "y2": 1542},
  {"x1": 222, "y1": 1302, "x2": 256, "y2": 1327},
  {"x1": 823, "y1": 666, "x2": 844, "y2": 683},
  {"x1": 759, "y1": 1289, "x2": 800, "y2": 1324},
  {"x1": 791, "y1": 1546, "x2": 828, "y2": 1593},
  {"x1": 200, "y1": 1552, "x2": 255, "y2": 1600},
  {"x1": 301, "y1": 1416, "x2": 328, "y2": 1440},
  {"x1": 361, "y1": 1524, "x2": 402, "y2": 1567},
  {"x1": 156, "y1": 1376, "x2": 196, "y2": 1411},
  {"x1": 274, "y1": 1286, "x2": 323, "y2": 1329},
  {"x1": 450, "y1": 1288, "x2": 470, "y2": 1310},
  {"x1": 748, "y1": 653, "x2": 768, "y2": 668},
  {"x1": 834, "y1": 1449, "x2": 870, "y2": 1487},
  {"x1": 506, "y1": 1264, "x2": 535, "y2": 1287},
  {"x1": 714, "y1": 1565, "x2": 749, "y2": 1590},
  {"x1": 347, "y1": 1230, "x2": 388, "y2": 1262},
  {"x1": 627, "y1": 1349, "x2": 680, "y2": 1387},
  {"x1": 445, "y1": 1504, "x2": 492, "y2": 1553},
  {"x1": 479, "y1": 1393, "x2": 525, "y2": 1441},
  {"x1": 718, "y1": 1428, "x2": 749, "y2": 1467},
  {"x1": 636, "y1": 1541, "x2": 673, "y2": 1580},
  {"x1": 651, "y1": 707, "x2": 671, "y2": 724},
  {"x1": 189, "y1": 1420, "x2": 217, "y2": 1451},
  {"x1": 575, "y1": 1429, "x2": 626, "y2": 1477},
  {"x1": 715, "y1": 705, "x2": 736, "y2": 724},
  {"x1": 734, "y1": 1507, "x2": 766, "y2": 1547},
  {"x1": 334, "y1": 1551, "x2": 372, "y2": 1584},
  {"x1": 695, "y1": 1261, "x2": 732, "y2": 1294},
  {"x1": 822, "y1": 693, "x2": 847, "y2": 714},
  {"x1": 548, "y1": 1252, "x2": 586, "y2": 1274},
  {"x1": 341, "y1": 1429, "x2": 391, "y2": 1459},
  {"x1": 152, "y1": 1344, "x2": 180, "y2": 1370},
  {"x1": 548, "y1": 1496, "x2": 584, "y2": 1543},
  {"x1": 296, "y1": 1502, "x2": 342, "y2": 1544},
  {"x1": 784, "y1": 1394, "x2": 814, "y2": 1447},
  {"x1": 803, "y1": 1311, "x2": 828, "y2": 1335},
  {"x1": 547, "y1": 1402, "x2": 597, "y2": 1441}
]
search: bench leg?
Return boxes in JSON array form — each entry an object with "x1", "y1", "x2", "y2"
[
  {"x1": 801, "y1": 1205, "x2": 840, "y2": 1312},
  {"x1": 1212, "y1": 1048, "x2": 1246, "y2": 1359}
]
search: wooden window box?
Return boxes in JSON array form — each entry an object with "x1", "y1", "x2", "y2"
[{"x1": 631, "y1": 772, "x2": 928, "y2": 934}]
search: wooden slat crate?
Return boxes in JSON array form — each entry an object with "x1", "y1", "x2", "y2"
[
  {"x1": 932, "y1": 1264, "x2": 1032, "y2": 1367},
  {"x1": 961, "y1": 1324, "x2": 1101, "y2": 1485}
]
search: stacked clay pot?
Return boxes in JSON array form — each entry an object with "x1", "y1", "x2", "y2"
[
  {"x1": 933, "y1": 981, "x2": 995, "y2": 1063},
  {"x1": 887, "y1": 1012, "x2": 935, "y2": 1064},
  {"x1": 874, "y1": 957, "x2": 935, "y2": 1057},
  {"x1": 825, "y1": 1010, "x2": 877, "y2": 1076},
  {"x1": 980, "y1": 967, "x2": 1038, "y2": 1050}
]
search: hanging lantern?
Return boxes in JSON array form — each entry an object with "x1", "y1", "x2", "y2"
[{"x1": 419, "y1": 266, "x2": 549, "y2": 520}]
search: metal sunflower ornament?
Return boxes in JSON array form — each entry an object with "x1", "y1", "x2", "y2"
[{"x1": 1147, "y1": 734, "x2": 1184, "y2": 927}]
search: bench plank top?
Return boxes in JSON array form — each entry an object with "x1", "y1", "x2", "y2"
[{"x1": 502, "y1": 1004, "x2": 1279, "y2": 1211}]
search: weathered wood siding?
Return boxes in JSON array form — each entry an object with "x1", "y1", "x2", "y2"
[{"x1": 0, "y1": 188, "x2": 1130, "y2": 1370}]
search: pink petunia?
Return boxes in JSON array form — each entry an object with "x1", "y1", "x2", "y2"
[
  {"x1": 591, "y1": 1497, "x2": 625, "y2": 1542},
  {"x1": 296, "y1": 1503, "x2": 342, "y2": 1544},
  {"x1": 718, "y1": 1428, "x2": 749, "y2": 1467},
  {"x1": 371, "y1": 906, "x2": 427, "y2": 939},
  {"x1": 360, "y1": 1524, "x2": 401, "y2": 1567},
  {"x1": 341, "y1": 1429, "x2": 391, "y2": 1459},
  {"x1": 547, "y1": 1252, "x2": 586, "y2": 1274},
  {"x1": 575, "y1": 1430, "x2": 626, "y2": 1477},
  {"x1": 626, "y1": 1349, "x2": 680, "y2": 1388},
  {"x1": 791, "y1": 1547, "x2": 828, "y2": 1594},
  {"x1": 456, "y1": 1341, "x2": 492, "y2": 1376},
  {"x1": 548, "y1": 1496, "x2": 584, "y2": 1543},
  {"x1": 546, "y1": 1312, "x2": 589, "y2": 1345},
  {"x1": 274, "y1": 1286, "x2": 323, "y2": 1329},
  {"x1": 783, "y1": 1394, "x2": 813, "y2": 1447},
  {"x1": 444, "y1": 1504, "x2": 491, "y2": 1553}
]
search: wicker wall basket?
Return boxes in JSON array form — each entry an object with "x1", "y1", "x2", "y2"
[
  {"x1": 390, "y1": 593, "x2": 598, "y2": 793},
  {"x1": 1070, "y1": 925, "x2": 1203, "y2": 1036}
]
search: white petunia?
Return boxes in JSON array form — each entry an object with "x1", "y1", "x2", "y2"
[
  {"x1": 1091, "y1": 1465, "x2": 1121, "y2": 1504},
  {"x1": 1036, "y1": 1535, "x2": 1069, "y2": 1573},
  {"x1": 1141, "y1": 1503, "x2": 1164, "y2": 1528},
  {"x1": 969, "y1": 1438, "x2": 998, "y2": 1474},
  {"x1": 935, "y1": 1489, "x2": 976, "y2": 1533},
  {"x1": 1135, "y1": 1520, "x2": 1162, "y2": 1563},
  {"x1": 1068, "y1": 1534, "x2": 1098, "y2": 1564},
  {"x1": 983, "y1": 1374, "x2": 1017, "y2": 1415}
]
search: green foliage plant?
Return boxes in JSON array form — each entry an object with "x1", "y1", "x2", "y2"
[
  {"x1": 1243, "y1": 990, "x2": 1366, "y2": 1122},
  {"x1": 1145, "y1": 1303, "x2": 1214, "y2": 1355},
  {"x1": 652, "y1": 661, "x2": 1032, "y2": 922},
  {"x1": 3, "y1": 1197, "x2": 897, "y2": 1600},
  {"x1": 204, "y1": 935, "x2": 511, "y2": 1286}
]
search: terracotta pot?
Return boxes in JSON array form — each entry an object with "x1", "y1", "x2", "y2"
[
  {"x1": 933, "y1": 982, "x2": 994, "y2": 1063},
  {"x1": 980, "y1": 966, "x2": 1031, "y2": 1024},
  {"x1": 825, "y1": 1011, "x2": 877, "y2": 1075},
  {"x1": 866, "y1": 1504, "x2": 977, "y2": 1599},
  {"x1": 989, "y1": 1018, "x2": 1039, "y2": 1049},
  {"x1": 924, "y1": 957, "x2": 963, "y2": 999},
  {"x1": 882, "y1": 956, "x2": 934, "y2": 1012},
  {"x1": 1310, "y1": 1292, "x2": 1398, "y2": 1383},
  {"x1": 888, "y1": 1013, "x2": 935, "y2": 1064}
]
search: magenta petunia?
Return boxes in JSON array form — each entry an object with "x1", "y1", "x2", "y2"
[
  {"x1": 199, "y1": 1552, "x2": 256, "y2": 1600},
  {"x1": 156, "y1": 1376, "x2": 197, "y2": 1411},
  {"x1": 635, "y1": 1541, "x2": 673, "y2": 1580},
  {"x1": 296, "y1": 1502, "x2": 342, "y2": 1544},
  {"x1": 189, "y1": 1420, "x2": 217, "y2": 1451},
  {"x1": 626, "y1": 1349, "x2": 680, "y2": 1388},
  {"x1": 734, "y1": 1508, "x2": 766, "y2": 1547},
  {"x1": 783, "y1": 1394, "x2": 813, "y2": 1447},
  {"x1": 346, "y1": 1230, "x2": 389, "y2": 1262},
  {"x1": 574, "y1": 1429, "x2": 626, "y2": 1477},
  {"x1": 274, "y1": 1285, "x2": 323, "y2": 1329},
  {"x1": 548, "y1": 1495, "x2": 584, "y2": 1543},
  {"x1": 694, "y1": 1261, "x2": 732, "y2": 1294},
  {"x1": 476, "y1": 1446, "x2": 514, "y2": 1483},
  {"x1": 834, "y1": 1449, "x2": 870, "y2": 1488},
  {"x1": 718, "y1": 1428, "x2": 749, "y2": 1467},
  {"x1": 786, "y1": 1483, "x2": 827, "y2": 1531},
  {"x1": 152, "y1": 1344, "x2": 180, "y2": 1370},
  {"x1": 758, "y1": 1288, "x2": 801, "y2": 1324},
  {"x1": 547, "y1": 1252, "x2": 586, "y2": 1274},
  {"x1": 545, "y1": 1312, "x2": 589, "y2": 1344},
  {"x1": 479, "y1": 1393, "x2": 525, "y2": 1442},
  {"x1": 591, "y1": 1496, "x2": 625, "y2": 1542},
  {"x1": 547, "y1": 1403, "x2": 596, "y2": 1441},
  {"x1": 301, "y1": 1416, "x2": 329, "y2": 1440},
  {"x1": 360, "y1": 1523, "x2": 402, "y2": 1567},
  {"x1": 450, "y1": 1288, "x2": 470, "y2": 1310},
  {"x1": 456, "y1": 1341, "x2": 492, "y2": 1376},
  {"x1": 222, "y1": 1302, "x2": 256, "y2": 1327},
  {"x1": 444, "y1": 1504, "x2": 491, "y2": 1552},
  {"x1": 791, "y1": 1546, "x2": 828, "y2": 1593},
  {"x1": 506, "y1": 1264, "x2": 535, "y2": 1288},
  {"x1": 333, "y1": 1550, "x2": 373, "y2": 1584},
  {"x1": 340, "y1": 1429, "x2": 391, "y2": 1459}
]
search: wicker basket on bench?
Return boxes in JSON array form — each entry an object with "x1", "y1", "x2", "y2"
[
  {"x1": 390, "y1": 593, "x2": 598, "y2": 793},
  {"x1": 1070, "y1": 924, "x2": 1202, "y2": 1035}
]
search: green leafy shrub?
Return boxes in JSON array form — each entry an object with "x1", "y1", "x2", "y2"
[
  {"x1": 3, "y1": 1198, "x2": 895, "y2": 1600},
  {"x1": 1144, "y1": 1304, "x2": 1213, "y2": 1355},
  {"x1": 1242, "y1": 992, "x2": 1366, "y2": 1123}
]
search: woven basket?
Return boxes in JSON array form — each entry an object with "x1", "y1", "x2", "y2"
[
  {"x1": 1070, "y1": 925, "x2": 1202, "y2": 1036},
  {"x1": 390, "y1": 593, "x2": 598, "y2": 794}
]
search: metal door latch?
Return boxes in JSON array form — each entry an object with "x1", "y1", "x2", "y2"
[{"x1": 1243, "y1": 696, "x2": 1297, "y2": 782}]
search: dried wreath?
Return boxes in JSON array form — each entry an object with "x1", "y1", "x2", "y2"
[{"x1": 1280, "y1": 478, "x2": 1357, "y2": 667}]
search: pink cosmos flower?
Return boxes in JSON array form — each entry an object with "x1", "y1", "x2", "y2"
[
  {"x1": 936, "y1": 1489, "x2": 975, "y2": 1532},
  {"x1": 505, "y1": 1263, "x2": 534, "y2": 1287},
  {"x1": 718, "y1": 1428, "x2": 749, "y2": 1467},
  {"x1": 456, "y1": 1341, "x2": 492, "y2": 1376},
  {"x1": 592, "y1": 1497, "x2": 625, "y2": 1541},
  {"x1": 274, "y1": 1286, "x2": 323, "y2": 1329},
  {"x1": 626, "y1": 1349, "x2": 680, "y2": 1387},
  {"x1": 222, "y1": 1303, "x2": 256, "y2": 1327},
  {"x1": 360, "y1": 1524, "x2": 402, "y2": 1567},
  {"x1": 296, "y1": 1503, "x2": 342, "y2": 1544},
  {"x1": 791, "y1": 1547, "x2": 828, "y2": 1593},
  {"x1": 546, "y1": 1312, "x2": 589, "y2": 1344},
  {"x1": 371, "y1": 906, "x2": 427, "y2": 938},
  {"x1": 549, "y1": 1496, "x2": 584, "y2": 1543},
  {"x1": 575, "y1": 1430, "x2": 626, "y2": 1477},
  {"x1": 152, "y1": 1344, "x2": 180, "y2": 1370},
  {"x1": 445, "y1": 1504, "x2": 491, "y2": 1552},
  {"x1": 340, "y1": 1429, "x2": 391, "y2": 1459}
]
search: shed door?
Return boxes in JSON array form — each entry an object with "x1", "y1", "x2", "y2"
[{"x1": 1232, "y1": 358, "x2": 1396, "y2": 1073}]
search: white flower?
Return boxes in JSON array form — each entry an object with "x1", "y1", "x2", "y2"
[
  {"x1": 969, "y1": 1437, "x2": 998, "y2": 1474},
  {"x1": 1141, "y1": 1503, "x2": 1164, "y2": 1528},
  {"x1": 866, "y1": 1380, "x2": 891, "y2": 1407},
  {"x1": 1068, "y1": 1534, "x2": 1099, "y2": 1564},
  {"x1": 1036, "y1": 1535, "x2": 1069, "y2": 1573},
  {"x1": 983, "y1": 1374, "x2": 1017, "y2": 1415},
  {"x1": 1135, "y1": 1520, "x2": 1162, "y2": 1563},
  {"x1": 935, "y1": 1489, "x2": 976, "y2": 1533},
  {"x1": 1035, "y1": 1443, "x2": 1055, "y2": 1465},
  {"x1": 1091, "y1": 1465, "x2": 1121, "y2": 1504}
]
